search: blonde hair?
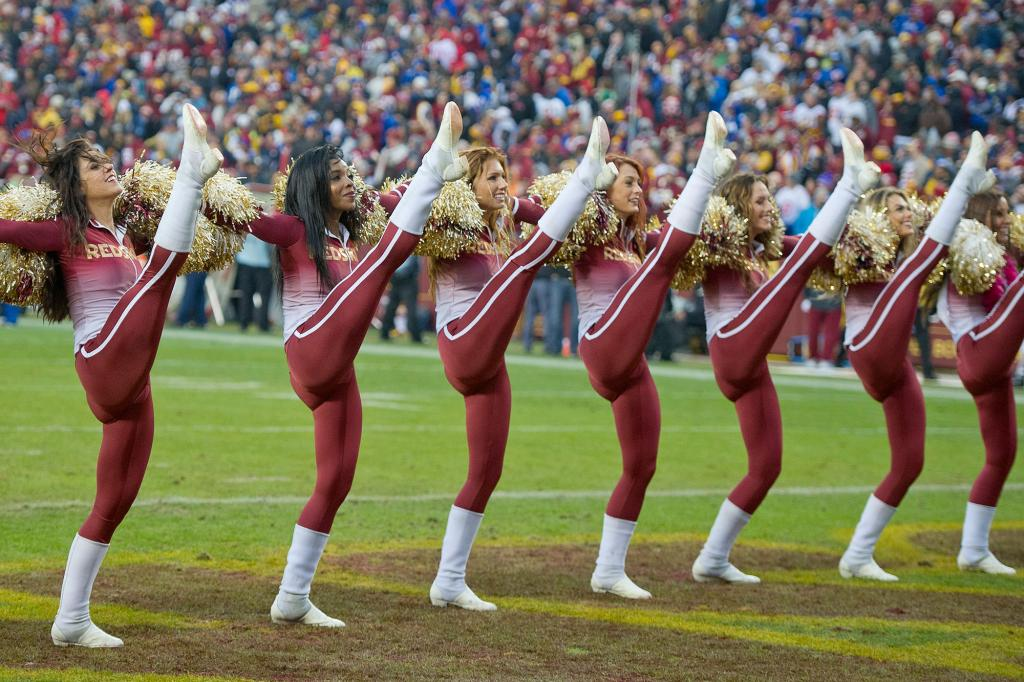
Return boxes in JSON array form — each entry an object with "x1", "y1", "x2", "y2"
[
  {"x1": 716, "y1": 173, "x2": 772, "y2": 250},
  {"x1": 862, "y1": 187, "x2": 917, "y2": 257}
]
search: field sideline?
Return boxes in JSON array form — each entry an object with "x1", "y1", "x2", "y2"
[{"x1": 0, "y1": 320, "x2": 1021, "y2": 680}]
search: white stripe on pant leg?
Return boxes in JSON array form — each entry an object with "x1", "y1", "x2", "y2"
[
  {"x1": 849, "y1": 242, "x2": 944, "y2": 353},
  {"x1": 970, "y1": 279, "x2": 1024, "y2": 342},
  {"x1": 443, "y1": 232, "x2": 557, "y2": 342},
  {"x1": 584, "y1": 230, "x2": 674, "y2": 341},
  {"x1": 294, "y1": 227, "x2": 404, "y2": 339},
  {"x1": 79, "y1": 251, "x2": 179, "y2": 359},
  {"x1": 715, "y1": 238, "x2": 818, "y2": 341}
]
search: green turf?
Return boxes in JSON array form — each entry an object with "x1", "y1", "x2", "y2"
[{"x1": 0, "y1": 320, "x2": 1021, "y2": 680}]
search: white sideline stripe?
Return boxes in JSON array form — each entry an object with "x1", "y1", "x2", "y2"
[
  {"x1": 970, "y1": 275, "x2": 1024, "y2": 342},
  {"x1": 443, "y1": 231, "x2": 556, "y2": 341},
  {"x1": 849, "y1": 241, "x2": 943, "y2": 352},
  {"x1": 80, "y1": 250, "x2": 178, "y2": 358},
  {"x1": 294, "y1": 225, "x2": 404, "y2": 338},
  {"x1": 584, "y1": 228, "x2": 678, "y2": 340},
  {"x1": 715, "y1": 236, "x2": 818, "y2": 340},
  {"x1": 5, "y1": 482, "x2": 1022, "y2": 512}
]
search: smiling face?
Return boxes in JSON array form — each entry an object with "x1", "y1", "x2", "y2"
[
  {"x1": 886, "y1": 193, "x2": 914, "y2": 238},
  {"x1": 991, "y1": 196, "x2": 1010, "y2": 246},
  {"x1": 471, "y1": 158, "x2": 508, "y2": 211},
  {"x1": 607, "y1": 163, "x2": 643, "y2": 217},
  {"x1": 327, "y1": 158, "x2": 357, "y2": 213},
  {"x1": 77, "y1": 150, "x2": 121, "y2": 201},
  {"x1": 747, "y1": 180, "x2": 773, "y2": 236}
]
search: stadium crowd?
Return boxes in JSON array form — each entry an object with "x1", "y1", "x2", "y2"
[{"x1": 1, "y1": 0, "x2": 1023, "y2": 221}]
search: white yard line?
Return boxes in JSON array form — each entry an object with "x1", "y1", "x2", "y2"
[{"x1": 4, "y1": 483, "x2": 1022, "y2": 512}]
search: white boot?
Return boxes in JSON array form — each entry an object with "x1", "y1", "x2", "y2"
[
  {"x1": 51, "y1": 534, "x2": 123, "y2": 648},
  {"x1": 666, "y1": 111, "x2": 736, "y2": 235},
  {"x1": 270, "y1": 525, "x2": 345, "y2": 627},
  {"x1": 807, "y1": 128, "x2": 880, "y2": 247},
  {"x1": 925, "y1": 132, "x2": 997, "y2": 245},
  {"x1": 839, "y1": 495, "x2": 899, "y2": 581},
  {"x1": 590, "y1": 515, "x2": 651, "y2": 600},
  {"x1": 429, "y1": 506, "x2": 496, "y2": 611},
  {"x1": 390, "y1": 102, "x2": 467, "y2": 235},
  {"x1": 958, "y1": 502, "x2": 1016, "y2": 575},
  {"x1": 537, "y1": 117, "x2": 616, "y2": 242},
  {"x1": 153, "y1": 103, "x2": 223, "y2": 252},
  {"x1": 692, "y1": 500, "x2": 760, "y2": 584}
]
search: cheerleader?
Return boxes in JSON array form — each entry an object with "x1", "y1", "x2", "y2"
[
  {"x1": 575, "y1": 114, "x2": 735, "y2": 599},
  {"x1": 0, "y1": 104, "x2": 222, "y2": 646},
  {"x1": 692, "y1": 129, "x2": 880, "y2": 584},
  {"x1": 939, "y1": 189, "x2": 1018, "y2": 575},
  {"x1": 429, "y1": 118, "x2": 616, "y2": 611},
  {"x1": 235, "y1": 104, "x2": 466, "y2": 627},
  {"x1": 839, "y1": 133, "x2": 995, "y2": 581}
]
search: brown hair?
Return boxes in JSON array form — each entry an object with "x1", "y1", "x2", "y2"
[
  {"x1": 605, "y1": 153, "x2": 649, "y2": 259},
  {"x1": 20, "y1": 130, "x2": 105, "y2": 321},
  {"x1": 862, "y1": 187, "x2": 918, "y2": 257},
  {"x1": 964, "y1": 189, "x2": 1007, "y2": 232}
]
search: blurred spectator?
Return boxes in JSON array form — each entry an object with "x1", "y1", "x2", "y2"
[
  {"x1": 0, "y1": 0, "x2": 1018, "y2": 204},
  {"x1": 234, "y1": 233, "x2": 272, "y2": 333},
  {"x1": 803, "y1": 288, "x2": 842, "y2": 369},
  {"x1": 379, "y1": 254, "x2": 422, "y2": 343},
  {"x1": 545, "y1": 266, "x2": 578, "y2": 356},
  {"x1": 522, "y1": 266, "x2": 551, "y2": 353},
  {"x1": 176, "y1": 272, "x2": 208, "y2": 328}
]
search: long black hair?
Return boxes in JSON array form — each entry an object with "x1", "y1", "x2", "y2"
[
  {"x1": 22, "y1": 132, "x2": 104, "y2": 321},
  {"x1": 281, "y1": 144, "x2": 362, "y2": 293}
]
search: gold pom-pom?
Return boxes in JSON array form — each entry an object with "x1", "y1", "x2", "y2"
[
  {"x1": 1008, "y1": 211, "x2": 1024, "y2": 255},
  {"x1": 947, "y1": 218, "x2": 1005, "y2": 296},
  {"x1": 834, "y1": 208, "x2": 900, "y2": 286},
  {"x1": 671, "y1": 197, "x2": 749, "y2": 290},
  {"x1": 204, "y1": 171, "x2": 260, "y2": 230},
  {"x1": 384, "y1": 177, "x2": 487, "y2": 259},
  {"x1": 114, "y1": 160, "x2": 176, "y2": 237},
  {"x1": 519, "y1": 171, "x2": 618, "y2": 266},
  {"x1": 117, "y1": 160, "x2": 245, "y2": 271},
  {"x1": 906, "y1": 194, "x2": 940, "y2": 233},
  {"x1": 0, "y1": 184, "x2": 60, "y2": 305},
  {"x1": 346, "y1": 172, "x2": 387, "y2": 246},
  {"x1": 272, "y1": 162, "x2": 290, "y2": 213}
]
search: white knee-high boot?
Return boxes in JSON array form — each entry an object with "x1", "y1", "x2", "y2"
[
  {"x1": 51, "y1": 534, "x2": 123, "y2": 648},
  {"x1": 270, "y1": 524, "x2": 345, "y2": 627}
]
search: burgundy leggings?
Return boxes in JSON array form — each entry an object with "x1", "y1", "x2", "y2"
[
  {"x1": 848, "y1": 237, "x2": 947, "y2": 507},
  {"x1": 75, "y1": 246, "x2": 187, "y2": 543},
  {"x1": 439, "y1": 231, "x2": 559, "y2": 512},
  {"x1": 710, "y1": 234, "x2": 832, "y2": 514},
  {"x1": 579, "y1": 228, "x2": 697, "y2": 521},
  {"x1": 285, "y1": 223, "x2": 420, "y2": 533},
  {"x1": 956, "y1": 271, "x2": 1024, "y2": 507}
]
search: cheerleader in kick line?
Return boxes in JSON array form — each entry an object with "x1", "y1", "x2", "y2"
[
  {"x1": 429, "y1": 118, "x2": 616, "y2": 611},
  {"x1": 232, "y1": 103, "x2": 467, "y2": 627},
  {"x1": 0, "y1": 104, "x2": 222, "y2": 646},
  {"x1": 573, "y1": 114, "x2": 735, "y2": 598},
  {"x1": 691, "y1": 129, "x2": 881, "y2": 584},
  {"x1": 838, "y1": 133, "x2": 995, "y2": 581},
  {"x1": 939, "y1": 189, "x2": 1018, "y2": 576}
]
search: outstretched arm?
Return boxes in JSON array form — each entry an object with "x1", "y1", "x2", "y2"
[
  {"x1": 241, "y1": 213, "x2": 305, "y2": 247},
  {"x1": 0, "y1": 218, "x2": 66, "y2": 252},
  {"x1": 512, "y1": 196, "x2": 546, "y2": 225}
]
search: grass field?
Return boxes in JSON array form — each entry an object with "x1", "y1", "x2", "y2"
[{"x1": 0, "y1": 319, "x2": 1022, "y2": 681}]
